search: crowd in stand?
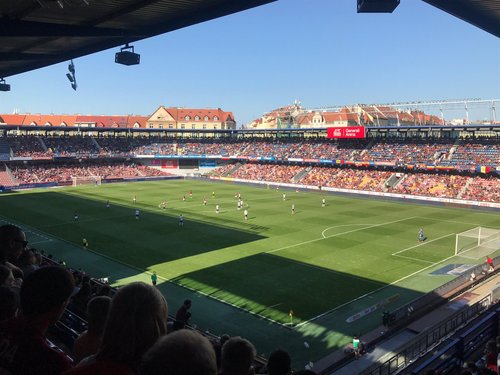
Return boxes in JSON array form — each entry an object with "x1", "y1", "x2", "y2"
[
  {"x1": 8, "y1": 136, "x2": 48, "y2": 158},
  {"x1": 230, "y1": 163, "x2": 304, "y2": 183},
  {"x1": 10, "y1": 162, "x2": 167, "y2": 184},
  {"x1": 461, "y1": 176, "x2": 500, "y2": 203},
  {"x1": 211, "y1": 163, "x2": 499, "y2": 203},
  {"x1": 301, "y1": 167, "x2": 392, "y2": 192},
  {"x1": 0, "y1": 224, "x2": 314, "y2": 375},
  {"x1": 359, "y1": 139, "x2": 452, "y2": 165},
  {"x1": 1, "y1": 135, "x2": 499, "y2": 203},
  {"x1": 392, "y1": 173, "x2": 470, "y2": 199},
  {"x1": 4, "y1": 136, "x2": 499, "y2": 170},
  {"x1": 444, "y1": 139, "x2": 500, "y2": 168}
]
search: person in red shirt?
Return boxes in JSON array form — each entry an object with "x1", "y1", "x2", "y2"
[
  {"x1": 487, "y1": 256, "x2": 494, "y2": 271},
  {"x1": 0, "y1": 266, "x2": 75, "y2": 375}
]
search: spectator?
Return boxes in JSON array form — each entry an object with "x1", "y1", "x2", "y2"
[
  {"x1": 0, "y1": 285, "x2": 18, "y2": 321},
  {"x1": 17, "y1": 248, "x2": 39, "y2": 278},
  {"x1": 0, "y1": 264, "x2": 14, "y2": 287},
  {"x1": 266, "y1": 348, "x2": 292, "y2": 375},
  {"x1": 66, "y1": 282, "x2": 168, "y2": 375},
  {"x1": 139, "y1": 330, "x2": 217, "y2": 375},
  {"x1": 174, "y1": 299, "x2": 192, "y2": 330},
  {"x1": 72, "y1": 296, "x2": 112, "y2": 363},
  {"x1": 0, "y1": 266, "x2": 75, "y2": 374},
  {"x1": 220, "y1": 336, "x2": 256, "y2": 375},
  {"x1": 0, "y1": 224, "x2": 27, "y2": 279}
]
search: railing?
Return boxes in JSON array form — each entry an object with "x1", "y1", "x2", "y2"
[{"x1": 360, "y1": 295, "x2": 494, "y2": 375}]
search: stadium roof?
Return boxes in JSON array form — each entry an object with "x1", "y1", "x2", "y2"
[
  {"x1": 423, "y1": 0, "x2": 500, "y2": 38},
  {"x1": 0, "y1": 0, "x2": 497, "y2": 80},
  {"x1": 0, "y1": 0, "x2": 275, "y2": 78}
]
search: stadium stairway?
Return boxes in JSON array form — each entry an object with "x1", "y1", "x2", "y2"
[
  {"x1": 457, "y1": 177, "x2": 474, "y2": 199},
  {"x1": 38, "y1": 137, "x2": 48, "y2": 151},
  {"x1": 91, "y1": 137, "x2": 102, "y2": 152},
  {"x1": 384, "y1": 173, "x2": 402, "y2": 189},
  {"x1": 292, "y1": 166, "x2": 312, "y2": 183},
  {"x1": 0, "y1": 163, "x2": 16, "y2": 186},
  {"x1": 223, "y1": 162, "x2": 243, "y2": 176},
  {"x1": 314, "y1": 275, "x2": 500, "y2": 375}
]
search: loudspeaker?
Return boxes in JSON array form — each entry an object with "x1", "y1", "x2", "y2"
[{"x1": 357, "y1": 0, "x2": 400, "y2": 13}]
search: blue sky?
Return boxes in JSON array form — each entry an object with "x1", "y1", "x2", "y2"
[{"x1": 1, "y1": 0, "x2": 499, "y2": 125}]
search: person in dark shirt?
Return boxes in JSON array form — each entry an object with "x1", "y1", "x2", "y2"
[
  {"x1": 0, "y1": 266, "x2": 75, "y2": 375},
  {"x1": 174, "y1": 299, "x2": 192, "y2": 330}
]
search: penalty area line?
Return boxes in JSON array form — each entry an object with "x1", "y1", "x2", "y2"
[
  {"x1": 268, "y1": 216, "x2": 417, "y2": 255},
  {"x1": 391, "y1": 233, "x2": 455, "y2": 255},
  {"x1": 295, "y1": 251, "x2": 459, "y2": 329}
]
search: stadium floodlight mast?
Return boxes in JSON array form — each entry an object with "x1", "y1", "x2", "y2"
[{"x1": 307, "y1": 99, "x2": 500, "y2": 124}]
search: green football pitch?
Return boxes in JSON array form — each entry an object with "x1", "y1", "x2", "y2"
[{"x1": 1, "y1": 179, "x2": 499, "y2": 366}]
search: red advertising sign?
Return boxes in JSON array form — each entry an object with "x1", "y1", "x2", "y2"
[{"x1": 327, "y1": 126, "x2": 365, "y2": 139}]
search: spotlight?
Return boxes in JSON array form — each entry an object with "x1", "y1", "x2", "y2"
[
  {"x1": 66, "y1": 60, "x2": 77, "y2": 90},
  {"x1": 0, "y1": 78, "x2": 11, "y2": 92},
  {"x1": 115, "y1": 43, "x2": 140, "y2": 66},
  {"x1": 357, "y1": 0, "x2": 400, "y2": 13}
]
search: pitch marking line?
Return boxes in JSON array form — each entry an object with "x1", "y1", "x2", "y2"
[
  {"x1": 268, "y1": 216, "x2": 417, "y2": 255},
  {"x1": 295, "y1": 245, "x2": 458, "y2": 328},
  {"x1": 321, "y1": 224, "x2": 376, "y2": 239},
  {"x1": 391, "y1": 233, "x2": 455, "y2": 255},
  {"x1": 30, "y1": 239, "x2": 54, "y2": 245},
  {"x1": 391, "y1": 254, "x2": 435, "y2": 264}
]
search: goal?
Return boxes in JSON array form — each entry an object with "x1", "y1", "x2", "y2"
[
  {"x1": 455, "y1": 227, "x2": 500, "y2": 258},
  {"x1": 72, "y1": 176, "x2": 102, "y2": 187}
]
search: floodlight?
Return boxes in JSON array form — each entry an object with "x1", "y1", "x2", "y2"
[
  {"x1": 357, "y1": 0, "x2": 400, "y2": 13},
  {"x1": 66, "y1": 59, "x2": 77, "y2": 91},
  {"x1": 115, "y1": 43, "x2": 140, "y2": 66},
  {"x1": 0, "y1": 78, "x2": 11, "y2": 92}
]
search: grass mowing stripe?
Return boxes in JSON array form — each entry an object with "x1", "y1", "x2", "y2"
[
  {"x1": 268, "y1": 216, "x2": 417, "y2": 254},
  {"x1": 295, "y1": 247, "x2": 459, "y2": 328}
]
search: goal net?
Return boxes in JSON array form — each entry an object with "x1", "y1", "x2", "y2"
[
  {"x1": 455, "y1": 227, "x2": 500, "y2": 259},
  {"x1": 72, "y1": 176, "x2": 102, "y2": 187}
]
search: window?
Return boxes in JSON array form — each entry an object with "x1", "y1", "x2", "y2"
[
  {"x1": 133, "y1": 123, "x2": 140, "y2": 128},
  {"x1": 213, "y1": 116, "x2": 219, "y2": 121},
  {"x1": 168, "y1": 124, "x2": 174, "y2": 129},
  {"x1": 149, "y1": 124, "x2": 154, "y2": 128},
  {"x1": 202, "y1": 124, "x2": 206, "y2": 129},
  {"x1": 184, "y1": 115, "x2": 190, "y2": 121},
  {"x1": 204, "y1": 116, "x2": 209, "y2": 121},
  {"x1": 195, "y1": 116, "x2": 200, "y2": 121},
  {"x1": 214, "y1": 125, "x2": 217, "y2": 129},
  {"x1": 159, "y1": 125, "x2": 163, "y2": 129},
  {"x1": 181, "y1": 124, "x2": 185, "y2": 129},
  {"x1": 191, "y1": 124, "x2": 196, "y2": 129}
]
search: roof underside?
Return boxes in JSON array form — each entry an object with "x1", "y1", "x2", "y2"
[
  {"x1": 0, "y1": 0, "x2": 496, "y2": 79},
  {"x1": 0, "y1": 0, "x2": 275, "y2": 78},
  {"x1": 423, "y1": 0, "x2": 500, "y2": 38}
]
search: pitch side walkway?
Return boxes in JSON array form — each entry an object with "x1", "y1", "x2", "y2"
[{"x1": 314, "y1": 274, "x2": 500, "y2": 375}]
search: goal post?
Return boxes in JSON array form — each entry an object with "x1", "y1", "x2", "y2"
[
  {"x1": 455, "y1": 227, "x2": 500, "y2": 258},
  {"x1": 72, "y1": 176, "x2": 102, "y2": 187}
]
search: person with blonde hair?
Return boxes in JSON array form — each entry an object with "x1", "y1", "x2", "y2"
[
  {"x1": 140, "y1": 330, "x2": 217, "y2": 375},
  {"x1": 66, "y1": 282, "x2": 168, "y2": 375}
]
